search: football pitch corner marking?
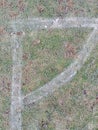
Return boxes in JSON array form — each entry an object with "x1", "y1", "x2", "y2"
[{"x1": 10, "y1": 17, "x2": 98, "y2": 130}]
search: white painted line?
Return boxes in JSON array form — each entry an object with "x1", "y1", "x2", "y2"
[
  {"x1": 10, "y1": 17, "x2": 98, "y2": 30},
  {"x1": 10, "y1": 24, "x2": 23, "y2": 130}
]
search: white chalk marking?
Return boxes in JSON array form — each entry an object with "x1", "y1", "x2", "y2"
[{"x1": 10, "y1": 24, "x2": 23, "y2": 130}]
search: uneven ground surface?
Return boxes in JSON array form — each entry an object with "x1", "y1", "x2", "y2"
[{"x1": 0, "y1": 0, "x2": 98, "y2": 130}]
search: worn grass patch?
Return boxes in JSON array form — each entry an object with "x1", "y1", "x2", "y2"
[
  {"x1": 22, "y1": 34, "x2": 98, "y2": 130},
  {"x1": 21, "y1": 28, "x2": 92, "y2": 95}
]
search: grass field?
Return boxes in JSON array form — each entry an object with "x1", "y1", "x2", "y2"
[
  {"x1": 24, "y1": 0, "x2": 98, "y2": 18},
  {"x1": 0, "y1": 0, "x2": 98, "y2": 130},
  {"x1": 22, "y1": 36, "x2": 98, "y2": 130},
  {"x1": 0, "y1": 40, "x2": 11, "y2": 130},
  {"x1": 21, "y1": 28, "x2": 92, "y2": 95}
]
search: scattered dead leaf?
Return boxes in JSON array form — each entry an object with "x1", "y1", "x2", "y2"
[
  {"x1": 37, "y1": 4, "x2": 45, "y2": 13},
  {"x1": 9, "y1": 11, "x2": 19, "y2": 19},
  {"x1": 32, "y1": 39, "x2": 41, "y2": 45},
  {"x1": 64, "y1": 43, "x2": 76, "y2": 58},
  {"x1": 0, "y1": 26, "x2": 6, "y2": 35}
]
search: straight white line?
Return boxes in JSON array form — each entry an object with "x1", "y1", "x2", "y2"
[
  {"x1": 10, "y1": 17, "x2": 98, "y2": 30},
  {"x1": 10, "y1": 24, "x2": 23, "y2": 130},
  {"x1": 23, "y1": 28, "x2": 98, "y2": 107}
]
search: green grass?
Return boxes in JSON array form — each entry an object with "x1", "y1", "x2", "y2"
[
  {"x1": 0, "y1": 40, "x2": 12, "y2": 130},
  {"x1": 0, "y1": 74, "x2": 11, "y2": 130},
  {"x1": 22, "y1": 28, "x2": 92, "y2": 95},
  {"x1": 22, "y1": 35, "x2": 98, "y2": 130},
  {"x1": 0, "y1": 87, "x2": 11, "y2": 130},
  {"x1": 25, "y1": 0, "x2": 98, "y2": 18},
  {"x1": 0, "y1": 41, "x2": 12, "y2": 75}
]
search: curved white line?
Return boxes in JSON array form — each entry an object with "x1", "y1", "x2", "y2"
[{"x1": 23, "y1": 28, "x2": 98, "y2": 107}]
